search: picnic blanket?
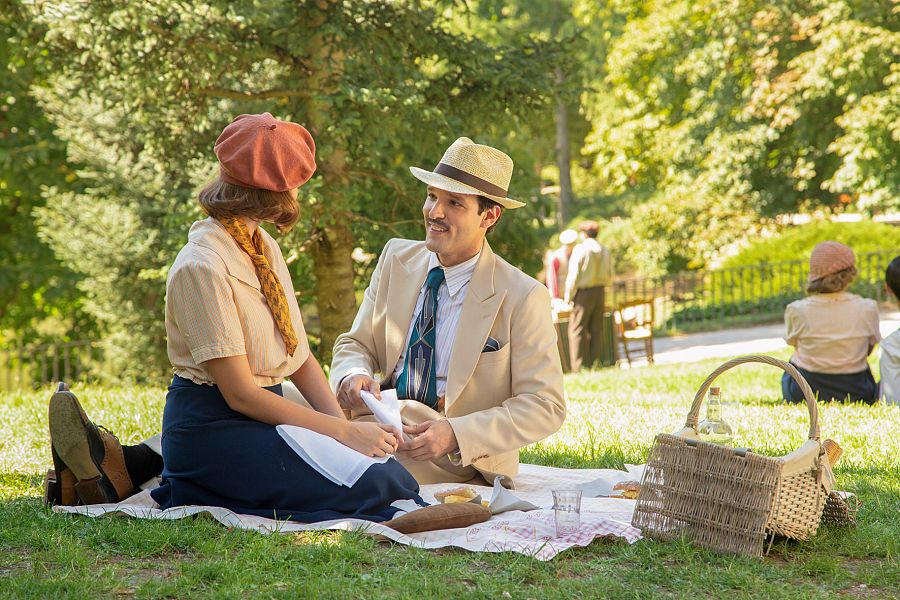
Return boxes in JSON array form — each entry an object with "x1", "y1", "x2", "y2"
[{"x1": 54, "y1": 463, "x2": 642, "y2": 561}]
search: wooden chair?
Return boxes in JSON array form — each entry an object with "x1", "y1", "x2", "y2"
[{"x1": 614, "y1": 300, "x2": 655, "y2": 366}]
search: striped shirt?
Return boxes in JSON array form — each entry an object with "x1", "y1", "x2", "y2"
[
  {"x1": 165, "y1": 218, "x2": 310, "y2": 387},
  {"x1": 388, "y1": 249, "x2": 481, "y2": 398}
]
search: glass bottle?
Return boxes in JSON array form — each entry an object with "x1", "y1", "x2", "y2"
[{"x1": 697, "y1": 386, "x2": 733, "y2": 446}]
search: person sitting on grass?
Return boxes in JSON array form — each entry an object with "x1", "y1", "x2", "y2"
[
  {"x1": 878, "y1": 256, "x2": 900, "y2": 406},
  {"x1": 782, "y1": 241, "x2": 880, "y2": 405},
  {"x1": 44, "y1": 113, "x2": 425, "y2": 522}
]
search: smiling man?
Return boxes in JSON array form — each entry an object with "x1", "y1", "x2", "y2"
[{"x1": 330, "y1": 137, "x2": 566, "y2": 486}]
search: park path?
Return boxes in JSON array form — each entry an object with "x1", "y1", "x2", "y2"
[{"x1": 627, "y1": 309, "x2": 900, "y2": 366}]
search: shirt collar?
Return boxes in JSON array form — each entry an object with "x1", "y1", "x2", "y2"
[
  {"x1": 190, "y1": 217, "x2": 276, "y2": 262},
  {"x1": 427, "y1": 249, "x2": 481, "y2": 297},
  {"x1": 189, "y1": 217, "x2": 239, "y2": 255},
  {"x1": 807, "y1": 291, "x2": 855, "y2": 302}
]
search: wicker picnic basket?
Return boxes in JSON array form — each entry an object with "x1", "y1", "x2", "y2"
[{"x1": 632, "y1": 355, "x2": 832, "y2": 556}]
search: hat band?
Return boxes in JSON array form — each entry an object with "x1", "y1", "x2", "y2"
[{"x1": 434, "y1": 163, "x2": 507, "y2": 197}]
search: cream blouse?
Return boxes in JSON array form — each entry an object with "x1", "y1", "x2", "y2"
[
  {"x1": 784, "y1": 292, "x2": 879, "y2": 374},
  {"x1": 165, "y1": 218, "x2": 310, "y2": 387}
]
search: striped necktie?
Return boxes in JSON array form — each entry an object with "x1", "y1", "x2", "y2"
[{"x1": 396, "y1": 267, "x2": 445, "y2": 408}]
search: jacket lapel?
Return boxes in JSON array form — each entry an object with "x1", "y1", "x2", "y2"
[
  {"x1": 445, "y1": 242, "x2": 506, "y2": 408},
  {"x1": 383, "y1": 248, "x2": 430, "y2": 376}
]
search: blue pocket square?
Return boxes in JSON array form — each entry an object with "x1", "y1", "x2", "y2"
[{"x1": 482, "y1": 337, "x2": 501, "y2": 353}]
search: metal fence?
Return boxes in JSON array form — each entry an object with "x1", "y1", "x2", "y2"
[
  {"x1": 611, "y1": 250, "x2": 897, "y2": 333},
  {"x1": 0, "y1": 340, "x2": 103, "y2": 391}
]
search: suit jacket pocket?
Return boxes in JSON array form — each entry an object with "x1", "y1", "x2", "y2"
[{"x1": 476, "y1": 341, "x2": 510, "y2": 367}]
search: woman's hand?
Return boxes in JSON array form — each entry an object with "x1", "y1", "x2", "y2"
[{"x1": 337, "y1": 422, "x2": 400, "y2": 457}]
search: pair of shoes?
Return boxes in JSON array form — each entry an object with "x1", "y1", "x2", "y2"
[{"x1": 43, "y1": 382, "x2": 134, "y2": 506}]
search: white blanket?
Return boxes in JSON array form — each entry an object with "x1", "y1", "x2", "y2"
[{"x1": 53, "y1": 463, "x2": 642, "y2": 561}]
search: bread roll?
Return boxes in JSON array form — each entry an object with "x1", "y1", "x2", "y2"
[
  {"x1": 434, "y1": 486, "x2": 477, "y2": 503},
  {"x1": 613, "y1": 480, "x2": 641, "y2": 499}
]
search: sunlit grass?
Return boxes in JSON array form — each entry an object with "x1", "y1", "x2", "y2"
[{"x1": 1, "y1": 350, "x2": 897, "y2": 598}]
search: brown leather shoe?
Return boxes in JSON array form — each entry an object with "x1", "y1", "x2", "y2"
[
  {"x1": 42, "y1": 467, "x2": 77, "y2": 507},
  {"x1": 47, "y1": 382, "x2": 134, "y2": 505}
]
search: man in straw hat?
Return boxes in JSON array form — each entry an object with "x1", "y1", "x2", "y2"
[{"x1": 329, "y1": 137, "x2": 566, "y2": 486}]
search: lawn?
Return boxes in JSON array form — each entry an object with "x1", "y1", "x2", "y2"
[{"x1": 1, "y1": 351, "x2": 897, "y2": 599}]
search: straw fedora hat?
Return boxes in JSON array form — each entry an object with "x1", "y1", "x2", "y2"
[{"x1": 410, "y1": 137, "x2": 525, "y2": 209}]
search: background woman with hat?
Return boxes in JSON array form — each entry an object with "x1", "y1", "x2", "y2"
[
  {"x1": 782, "y1": 241, "x2": 880, "y2": 404},
  {"x1": 544, "y1": 229, "x2": 578, "y2": 303},
  {"x1": 148, "y1": 113, "x2": 424, "y2": 520}
]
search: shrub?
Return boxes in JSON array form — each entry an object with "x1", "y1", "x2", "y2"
[{"x1": 723, "y1": 220, "x2": 900, "y2": 268}]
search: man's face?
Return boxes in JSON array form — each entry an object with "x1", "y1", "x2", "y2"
[{"x1": 423, "y1": 186, "x2": 500, "y2": 267}]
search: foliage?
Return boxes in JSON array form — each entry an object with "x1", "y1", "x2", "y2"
[
  {"x1": 22, "y1": 0, "x2": 562, "y2": 377},
  {"x1": 584, "y1": 0, "x2": 900, "y2": 272},
  {"x1": 723, "y1": 220, "x2": 900, "y2": 267},
  {"x1": 2, "y1": 353, "x2": 898, "y2": 596},
  {"x1": 461, "y1": 0, "x2": 634, "y2": 225},
  {"x1": 4, "y1": 0, "x2": 899, "y2": 378},
  {"x1": 0, "y1": 6, "x2": 89, "y2": 345}
]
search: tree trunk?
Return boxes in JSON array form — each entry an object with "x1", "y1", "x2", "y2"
[
  {"x1": 554, "y1": 67, "x2": 574, "y2": 226},
  {"x1": 309, "y1": 221, "x2": 357, "y2": 363},
  {"x1": 304, "y1": 0, "x2": 356, "y2": 364}
]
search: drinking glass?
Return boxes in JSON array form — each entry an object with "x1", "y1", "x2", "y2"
[{"x1": 552, "y1": 489, "x2": 582, "y2": 537}]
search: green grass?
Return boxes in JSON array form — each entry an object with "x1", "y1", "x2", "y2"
[{"x1": 1, "y1": 351, "x2": 898, "y2": 598}]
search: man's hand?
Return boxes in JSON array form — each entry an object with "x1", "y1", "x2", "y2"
[
  {"x1": 399, "y1": 419, "x2": 459, "y2": 461},
  {"x1": 336, "y1": 374, "x2": 380, "y2": 412}
]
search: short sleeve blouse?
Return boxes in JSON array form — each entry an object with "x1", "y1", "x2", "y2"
[
  {"x1": 165, "y1": 218, "x2": 310, "y2": 386},
  {"x1": 783, "y1": 292, "x2": 879, "y2": 374}
]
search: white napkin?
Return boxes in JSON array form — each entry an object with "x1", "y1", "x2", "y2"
[
  {"x1": 276, "y1": 425, "x2": 391, "y2": 487},
  {"x1": 488, "y1": 477, "x2": 540, "y2": 514},
  {"x1": 360, "y1": 389, "x2": 404, "y2": 433}
]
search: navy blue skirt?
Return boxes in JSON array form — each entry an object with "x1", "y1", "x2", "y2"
[
  {"x1": 150, "y1": 376, "x2": 423, "y2": 522},
  {"x1": 781, "y1": 363, "x2": 878, "y2": 405}
]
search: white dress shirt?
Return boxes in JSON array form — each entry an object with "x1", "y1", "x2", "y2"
[
  {"x1": 389, "y1": 250, "x2": 481, "y2": 398},
  {"x1": 879, "y1": 328, "x2": 900, "y2": 405}
]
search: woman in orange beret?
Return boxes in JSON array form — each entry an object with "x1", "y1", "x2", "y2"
[
  {"x1": 47, "y1": 113, "x2": 423, "y2": 522},
  {"x1": 151, "y1": 113, "x2": 423, "y2": 520}
]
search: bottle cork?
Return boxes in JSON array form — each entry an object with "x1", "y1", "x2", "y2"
[{"x1": 823, "y1": 439, "x2": 843, "y2": 467}]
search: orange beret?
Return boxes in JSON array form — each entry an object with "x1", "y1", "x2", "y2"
[{"x1": 214, "y1": 113, "x2": 316, "y2": 192}]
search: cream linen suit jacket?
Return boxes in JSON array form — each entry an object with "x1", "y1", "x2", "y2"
[{"x1": 330, "y1": 238, "x2": 566, "y2": 486}]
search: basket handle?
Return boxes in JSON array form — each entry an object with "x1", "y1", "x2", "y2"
[{"x1": 685, "y1": 355, "x2": 820, "y2": 441}]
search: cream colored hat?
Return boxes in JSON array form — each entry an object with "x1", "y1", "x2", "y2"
[
  {"x1": 559, "y1": 229, "x2": 578, "y2": 245},
  {"x1": 410, "y1": 137, "x2": 525, "y2": 209}
]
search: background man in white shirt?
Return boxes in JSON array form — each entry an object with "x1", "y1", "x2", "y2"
[{"x1": 564, "y1": 221, "x2": 613, "y2": 371}]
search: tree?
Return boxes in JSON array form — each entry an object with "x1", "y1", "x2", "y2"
[
  {"x1": 461, "y1": 0, "x2": 601, "y2": 226},
  {"x1": 0, "y1": 5, "x2": 88, "y2": 345},
  {"x1": 584, "y1": 0, "x2": 899, "y2": 271},
  {"x1": 27, "y1": 0, "x2": 560, "y2": 377}
]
